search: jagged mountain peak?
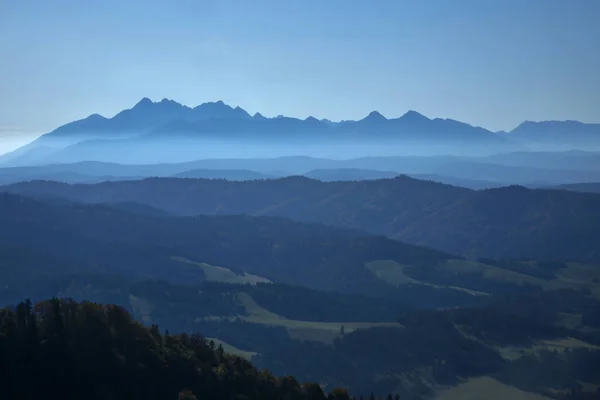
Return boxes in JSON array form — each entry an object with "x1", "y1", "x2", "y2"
[
  {"x1": 401, "y1": 110, "x2": 429, "y2": 121},
  {"x1": 132, "y1": 97, "x2": 185, "y2": 110},
  {"x1": 133, "y1": 97, "x2": 154, "y2": 108},
  {"x1": 510, "y1": 119, "x2": 595, "y2": 134},
  {"x1": 86, "y1": 113, "x2": 108, "y2": 121},
  {"x1": 193, "y1": 100, "x2": 228, "y2": 110},
  {"x1": 190, "y1": 100, "x2": 251, "y2": 119},
  {"x1": 159, "y1": 98, "x2": 182, "y2": 105},
  {"x1": 362, "y1": 111, "x2": 387, "y2": 121}
]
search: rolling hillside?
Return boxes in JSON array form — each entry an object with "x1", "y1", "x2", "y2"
[
  {"x1": 4, "y1": 277, "x2": 599, "y2": 398},
  {"x1": 5, "y1": 176, "x2": 600, "y2": 262},
  {"x1": 2, "y1": 192, "x2": 600, "y2": 398}
]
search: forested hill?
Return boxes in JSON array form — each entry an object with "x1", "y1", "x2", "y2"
[
  {"x1": 0, "y1": 192, "x2": 452, "y2": 298},
  {"x1": 2, "y1": 194, "x2": 600, "y2": 399},
  {"x1": 5, "y1": 176, "x2": 600, "y2": 261},
  {"x1": 0, "y1": 297, "x2": 353, "y2": 400}
]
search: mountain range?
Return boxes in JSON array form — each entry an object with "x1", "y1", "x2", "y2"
[
  {"x1": 3, "y1": 98, "x2": 600, "y2": 166},
  {"x1": 507, "y1": 120, "x2": 600, "y2": 149}
]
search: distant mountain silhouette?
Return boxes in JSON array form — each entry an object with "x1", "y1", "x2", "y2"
[
  {"x1": 0, "y1": 98, "x2": 523, "y2": 165},
  {"x1": 550, "y1": 182, "x2": 600, "y2": 194},
  {"x1": 304, "y1": 168, "x2": 399, "y2": 181},
  {"x1": 0, "y1": 145, "x2": 58, "y2": 166},
  {"x1": 5, "y1": 97, "x2": 600, "y2": 166},
  {"x1": 3, "y1": 153, "x2": 600, "y2": 186},
  {"x1": 172, "y1": 168, "x2": 274, "y2": 180},
  {"x1": 50, "y1": 98, "x2": 252, "y2": 137},
  {"x1": 146, "y1": 107, "x2": 506, "y2": 143},
  {"x1": 507, "y1": 120, "x2": 600, "y2": 149},
  {"x1": 303, "y1": 169, "x2": 502, "y2": 189},
  {"x1": 336, "y1": 110, "x2": 500, "y2": 142},
  {"x1": 149, "y1": 113, "x2": 331, "y2": 139},
  {"x1": 407, "y1": 174, "x2": 507, "y2": 189}
]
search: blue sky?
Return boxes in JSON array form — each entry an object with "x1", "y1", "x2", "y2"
[{"x1": 1, "y1": 0, "x2": 599, "y2": 153}]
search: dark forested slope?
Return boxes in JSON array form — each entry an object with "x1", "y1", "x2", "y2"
[
  {"x1": 2, "y1": 192, "x2": 600, "y2": 399},
  {"x1": 5, "y1": 176, "x2": 600, "y2": 261},
  {"x1": 0, "y1": 298, "x2": 352, "y2": 400},
  {"x1": 0, "y1": 193, "x2": 453, "y2": 298},
  {"x1": 3, "y1": 288, "x2": 599, "y2": 399}
]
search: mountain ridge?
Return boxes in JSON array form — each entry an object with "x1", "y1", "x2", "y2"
[
  {"x1": 13, "y1": 98, "x2": 504, "y2": 141},
  {"x1": 4, "y1": 97, "x2": 600, "y2": 165},
  {"x1": 3, "y1": 153, "x2": 600, "y2": 186},
  {"x1": 39, "y1": 97, "x2": 600, "y2": 138},
  {"x1": 5, "y1": 175, "x2": 600, "y2": 262}
]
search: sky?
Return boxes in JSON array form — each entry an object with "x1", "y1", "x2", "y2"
[{"x1": 1, "y1": 0, "x2": 599, "y2": 154}]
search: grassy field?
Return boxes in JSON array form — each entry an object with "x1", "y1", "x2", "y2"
[
  {"x1": 437, "y1": 376, "x2": 552, "y2": 400},
  {"x1": 578, "y1": 381, "x2": 600, "y2": 394},
  {"x1": 128, "y1": 295, "x2": 154, "y2": 324},
  {"x1": 368, "y1": 258, "x2": 600, "y2": 297},
  {"x1": 366, "y1": 260, "x2": 489, "y2": 296},
  {"x1": 174, "y1": 255, "x2": 600, "y2": 300},
  {"x1": 556, "y1": 312, "x2": 583, "y2": 330},
  {"x1": 498, "y1": 336, "x2": 600, "y2": 361},
  {"x1": 556, "y1": 263, "x2": 600, "y2": 284},
  {"x1": 172, "y1": 257, "x2": 272, "y2": 285},
  {"x1": 542, "y1": 337, "x2": 600, "y2": 352},
  {"x1": 442, "y1": 260, "x2": 600, "y2": 296},
  {"x1": 556, "y1": 263, "x2": 600, "y2": 299},
  {"x1": 441, "y1": 260, "x2": 570, "y2": 291},
  {"x1": 236, "y1": 292, "x2": 402, "y2": 344},
  {"x1": 205, "y1": 337, "x2": 257, "y2": 361}
]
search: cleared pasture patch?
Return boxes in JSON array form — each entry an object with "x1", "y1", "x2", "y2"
[
  {"x1": 438, "y1": 376, "x2": 552, "y2": 400},
  {"x1": 555, "y1": 263, "x2": 600, "y2": 299},
  {"x1": 441, "y1": 260, "x2": 568, "y2": 291},
  {"x1": 555, "y1": 312, "x2": 583, "y2": 330},
  {"x1": 497, "y1": 337, "x2": 600, "y2": 361},
  {"x1": 287, "y1": 327, "x2": 340, "y2": 344},
  {"x1": 542, "y1": 337, "x2": 600, "y2": 352},
  {"x1": 441, "y1": 260, "x2": 600, "y2": 296},
  {"x1": 172, "y1": 256, "x2": 272, "y2": 285},
  {"x1": 129, "y1": 295, "x2": 154, "y2": 324},
  {"x1": 237, "y1": 292, "x2": 402, "y2": 343},
  {"x1": 366, "y1": 260, "x2": 489, "y2": 296},
  {"x1": 206, "y1": 337, "x2": 257, "y2": 361}
]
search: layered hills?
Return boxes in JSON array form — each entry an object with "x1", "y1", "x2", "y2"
[
  {"x1": 2, "y1": 192, "x2": 600, "y2": 398},
  {"x1": 2, "y1": 97, "x2": 600, "y2": 399},
  {"x1": 5, "y1": 175, "x2": 600, "y2": 262}
]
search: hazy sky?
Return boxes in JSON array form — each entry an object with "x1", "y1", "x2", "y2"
[{"x1": 1, "y1": 0, "x2": 599, "y2": 154}]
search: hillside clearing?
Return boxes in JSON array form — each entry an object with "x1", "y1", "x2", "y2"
[
  {"x1": 236, "y1": 292, "x2": 402, "y2": 344},
  {"x1": 556, "y1": 263, "x2": 600, "y2": 299},
  {"x1": 129, "y1": 295, "x2": 154, "y2": 324},
  {"x1": 498, "y1": 337, "x2": 600, "y2": 361},
  {"x1": 366, "y1": 260, "x2": 489, "y2": 296},
  {"x1": 441, "y1": 260, "x2": 569, "y2": 291},
  {"x1": 172, "y1": 257, "x2": 272, "y2": 285},
  {"x1": 205, "y1": 337, "x2": 257, "y2": 361},
  {"x1": 437, "y1": 376, "x2": 552, "y2": 400}
]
